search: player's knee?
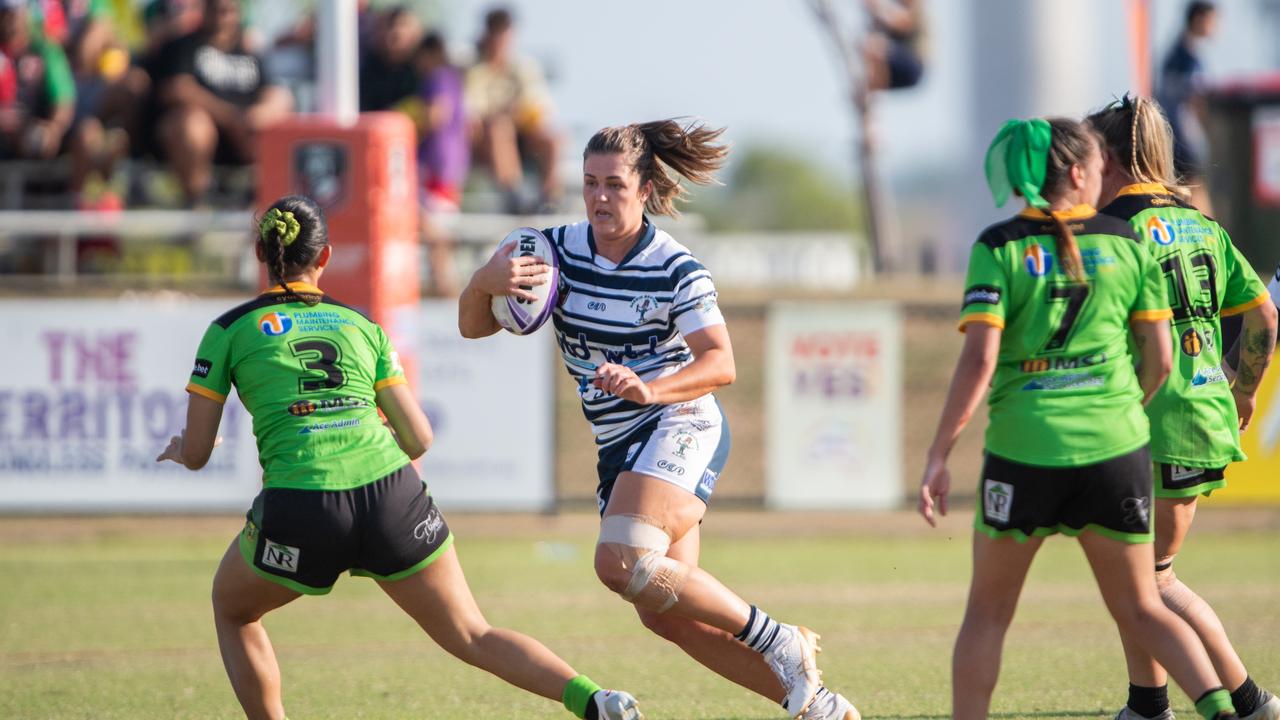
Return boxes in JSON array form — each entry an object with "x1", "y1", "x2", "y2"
[
  {"x1": 636, "y1": 606, "x2": 691, "y2": 642},
  {"x1": 595, "y1": 514, "x2": 688, "y2": 612}
]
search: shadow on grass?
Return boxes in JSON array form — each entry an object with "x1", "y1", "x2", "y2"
[{"x1": 865, "y1": 707, "x2": 1105, "y2": 712}]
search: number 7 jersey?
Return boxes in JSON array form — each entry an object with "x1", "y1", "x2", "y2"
[
  {"x1": 186, "y1": 282, "x2": 410, "y2": 490},
  {"x1": 1102, "y1": 184, "x2": 1271, "y2": 467},
  {"x1": 960, "y1": 205, "x2": 1172, "y2": 467}
]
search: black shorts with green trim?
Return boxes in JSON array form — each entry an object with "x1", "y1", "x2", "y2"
[
  {"x1": 238, "y1": 464, "x2": 453, "y2": 595},
  {"x1": 975, "y1": 446, "x2": 1153, "y2": 544},
  {"x1": 1154, "y1": 463, "x2": 1226, "y2": 499}
]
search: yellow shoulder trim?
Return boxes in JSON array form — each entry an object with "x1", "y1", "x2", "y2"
[
  {"x1": 958, "y1": 313, "x2": 1005, "y2": 333},
  {"x1": 374, "y1": 377, "x2": 408, "y2": 391},
  {"x1": 186, "y1": 382, "x2": 227, "y2": 404},
  {"x1": 1130, "y1": 308, "x2": 1174, "y2": 322},
  {"x1": 1220, "y1": 292, "x2": 1270, "y2": 318}
]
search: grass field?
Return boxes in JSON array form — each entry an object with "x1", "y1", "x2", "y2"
[{"x1": 3, "y1": 509, "x2": 1278, "y2": 719}]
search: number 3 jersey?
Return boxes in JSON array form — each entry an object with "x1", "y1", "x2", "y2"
[
  {"x1": 960, "y1": 205, "x2": 1172, "y2": 467},
  {"x1": 186, "y1": 283, "x2": 410, "y2": 490},
  {"x1": 545, "y1": 219, "x2": 725, "y2": 447},
  {"x1": 1102, "y1": 184, "x2": 1270, "y2": 467}
]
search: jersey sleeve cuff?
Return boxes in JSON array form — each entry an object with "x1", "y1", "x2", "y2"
[
  {"x1": 957, "y1": 313, "x2": 1005, "y2": 332},
  {"x1": 186, "y1": 382, "x2": 227, "y2": 403},
  {"x1": 374, "y1": 376, "x2": 408, "y2": 391},
  {"x1": 1130, "y1": 308, "x2": 1174, "y2": 322},
  {"x1": 1220, "y1": 292, "x2": 1270, "y2": 318}
]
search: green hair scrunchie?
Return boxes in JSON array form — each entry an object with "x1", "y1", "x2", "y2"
[
  {"x1": 259, "y1": 208, "x2": 301, "y2": 247},
  {"x1": 984, "y1": 118, "x2": 1052, "y2": 209}
]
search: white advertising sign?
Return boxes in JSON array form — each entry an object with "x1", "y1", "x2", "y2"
[
  {"x1": 415, "y1": 299, "x2": 555, "y2": 511},
  {"x1": 765, "y1": 302, "x2": 903, "y2": 509},
  {"x1": 0, "y1": 298, "x2": 554, "y2": 512},
  {"x1": 0, "y1": 298, "x2": 263, "y2": 511}
]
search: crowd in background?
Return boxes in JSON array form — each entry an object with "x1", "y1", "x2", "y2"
[{"x1": 0, "y1": 0, "x2": 564, "y2": 214}]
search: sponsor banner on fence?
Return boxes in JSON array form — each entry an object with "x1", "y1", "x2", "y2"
[
  {"x1": 0, "y1": 298, "x2": 553, "y2": 512},
  {"x1": 765, "y1": 301, "x2": 903, "y2": 509}
]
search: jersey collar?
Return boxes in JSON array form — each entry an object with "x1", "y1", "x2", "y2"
[
  {"x1": 587, "y1": 216, "x2": 657, "y2": 267},
  {"x1": 262, "y1": 281, "x2": 324, "y2": 296},
  {"x1": 1116, "y1": 182, "x2": 1171, "y2": 197},
  {"x1": 1017, "y1": 204, "x2": 1097, "y2": 221}
]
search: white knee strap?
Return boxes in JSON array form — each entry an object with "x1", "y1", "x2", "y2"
[{"x1": 598, "y1": 515, "x2": 689, "y2": 613}]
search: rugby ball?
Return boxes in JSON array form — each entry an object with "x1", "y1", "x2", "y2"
[{"x1": 491, "y1": 227, "x2": 559, "y2": 335}]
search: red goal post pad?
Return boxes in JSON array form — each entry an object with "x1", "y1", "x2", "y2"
[{"x1": 255, "y1": 112, "x2": 421, "y2": 387}]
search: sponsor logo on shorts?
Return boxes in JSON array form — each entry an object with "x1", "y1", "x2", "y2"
[
  {"x1": 698, "y1": 468, "x2": 719, "y2": 495},
  {"x1": 242, "y1": 520, "x2": 259, "y2": 544},
  {"x1": 630, "y1": 295, "x2": 659, "y2": 324},
  {"x1": 259, "y1": 312, "x2": 293, "y2": 336},
  {"x1": 983, "y1": 479, "x2": 1013, "y2": 523},
  {"x1": 287, "y1": 396, "x2": 370, "y2": 417},
  {"x1": 1020, "y1": 372, "x2": 1104, "y2": 391},
  {"x1": 1146, "y1": 216, "x2": 1176, "y2": 246},
  {"x1": 262, "y1": 541, "x2": 300, "y2": 572},
  {"x1": 1122, "y1": 497, "x2": 1150, "y2": 526},
  {"x1": 1180, "y1": 328, "x2": 1204, "y2": 357},
  {"x1": 1169, "y1": 465, "x2": 1205, "y2": 482},
  {"x1": 671, "y1": 430, "x2": 699, "y2": 459},
  {"x1": 1024, "y1": 245, "x2": 1053, "y2": 277},
  {"x1": 413, "y1": 507, "x2": 445, "y2": 543},
  {"x1": 624, "y1": 442, "x2": 643, "y2": 464},
  {"x1": 963, "y1": 285, "x2": 1002, "y2": 308},
  {"x1": 657, "y1": 459, "x2": 685, "y2": 476},
  {"x1": 297, "y1": 418, "x2": 362, "y2": 435},
  {"x1": 1020, "y1": 353, "x2": 1107, "y2": 373},
  {"x1": 192, "y1": 358, "x2": 212, "y2": 378},
  {"x1": 1191, "y1": 366, "x2": 1226, "y2": 387}
]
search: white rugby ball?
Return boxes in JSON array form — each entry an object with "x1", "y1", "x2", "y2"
[{"x1": 491, "y1": 227, "x2": 560, "y2": 335}]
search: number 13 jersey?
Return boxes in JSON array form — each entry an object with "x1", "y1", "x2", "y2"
[
  {"x1": 1102, "y1": 184, "x2": 1270, "y2": 467},
  {"x1": 960, "y1": 205, "x2": 1172, "y2": 467},
  {"x1": 186, "y1": 282, "x2": 410, "y2": 490}
]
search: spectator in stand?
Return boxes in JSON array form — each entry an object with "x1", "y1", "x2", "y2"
[
  {"x1": 152, "y1": 0, "x2": 291, "y2": 205},
  {"x1": 863, "y1": 0, "x2": 925, "y2": 92},
  {"x1": 414, "y1": 30, "x2": 467, "y2": 296},
  {"x1": 0, "y1": 0, "x2": 74, "y2": 160},
  {"x1": 358, "y1": 5, "x2": 421, "y2": 112},
  {"x1": 1157, "y1": 0, "x2": 1218, "y2": 212},
  {"x1": 465, "y1": 6, "x2": 562, "y2": 213}
]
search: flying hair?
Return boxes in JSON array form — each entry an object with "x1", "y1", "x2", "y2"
[{"x1": 584, "y1": 118, "x2": 729, "y2": 217}]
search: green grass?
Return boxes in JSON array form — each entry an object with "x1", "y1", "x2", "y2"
[{"x1": 1, "y1": 514, "x2": 1277, "y2": 719}]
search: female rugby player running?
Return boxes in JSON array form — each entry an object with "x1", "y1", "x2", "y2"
[
  {"x1": 1088, "y1": 95, "x2": 1279, "y2": 720},
  {"x1": 459, "y1": 120, "x2": 858, "y2": 720},
  {"x1": 918, "y1": 117, "x2": 1241, "y2": 720},
  {"x1": 158, "y1": 195, "x2": 641, "y2": 720}
]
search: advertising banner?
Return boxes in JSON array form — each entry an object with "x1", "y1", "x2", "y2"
[
  {"x1": 765, "y1": 302, "x2": 903, "y2": 509},
  {"x1": 0, "y1": 298, "x2": 554, "y2": 512}
]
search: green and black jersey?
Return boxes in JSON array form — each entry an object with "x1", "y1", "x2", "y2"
[
  {"x1": 186, "y1": 282, "x2": 410, "y2": 491},
  {"x1": 960, "y1": 205, "x2": 1172, "y2": 467},
  {"x1": 1102, "y1": 184, "x2": 1270, "y2": 468}
]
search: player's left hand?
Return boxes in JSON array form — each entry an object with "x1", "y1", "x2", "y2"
[
  {"x1": 593, "y1": 363, "x2": 656, "y2": 405},
  {"x1": 918, "y1": 455, "x2": 950, "y2": 527},
  {"x1": 156, "y1": 430, "x2": 223, "y2": 465},
  {"x1": 1232, "y1": 386, "x2": 1257, "y2": 432}
]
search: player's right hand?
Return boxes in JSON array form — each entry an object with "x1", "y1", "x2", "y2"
[
  {"x1": 475, "y1": 240, "x2": 549, "y2": 303},
  {"x1": 1232, "y1": 386, "x2": 1257, "y2": 432},
  {"x1": 918, "y1": 455, "x2": 950, "y2": 528}
]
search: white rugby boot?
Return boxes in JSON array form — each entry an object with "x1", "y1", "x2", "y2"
[
  {"x1": 1242, "y1": 692, "x2": 1280, "y2": 720},
  {"x1": 799, "y1": 687, "x2": 861, "y2": 720},
  {"x1": 1114, "y1": 707, "x2": 1176, "y2": 720},
  {"x1": 765, "y1": 624, "x2": 823, "y2": 718},
  {"x1": 592, "y1": 689, "x2": 644, "y2": 720}
]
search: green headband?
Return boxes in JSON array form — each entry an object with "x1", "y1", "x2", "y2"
[
  {"x1": 984, "y1": 118, "x2": 1052, "y2": 210},
  {"x1": 259, "y1": 208, "x2": 301, "y2": 246}
]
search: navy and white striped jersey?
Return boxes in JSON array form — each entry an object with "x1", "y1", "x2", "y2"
[
  {"x1": 1269, "y1": 263, "x2": 1280, "y2": 307},
  {"x1": 546, "y1": 218, "x2": 726, "y2": 447}
]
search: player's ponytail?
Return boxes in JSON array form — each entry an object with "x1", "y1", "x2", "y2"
[
  {"x1": 1086, "y1": 94, "x2": 1189, "y2": 200},
  {"x1": 985, "y1": 117, "x2": 1091, "y2": 284},
  {"x1": 584, "y1": 119, "x2": 728, "y2": 217},
  {"x1": 256, "y1": 195, "x2": 328, "y2": 306}
]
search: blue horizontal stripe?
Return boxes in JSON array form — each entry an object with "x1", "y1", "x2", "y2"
[
  {"x1": 560, "y1": 263, "x2": 678, "y2": 293},
  {"x1": 559, "y1": 308, "x2": 669, "y2": 331},
  {"x1": 561, "y1": 284, "x2": 671, "y2": 304}
]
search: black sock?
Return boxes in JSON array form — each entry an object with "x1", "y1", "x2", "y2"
[
  {"x1": 1128, "y1": 683, "x2": 1170, "y2": 718},
  {"x1": 583, "y1": 692, "x2": 599, "y2": 720},
  {"x1": 1231, "y1": 677, "x2": 1265, "y2": 717}
]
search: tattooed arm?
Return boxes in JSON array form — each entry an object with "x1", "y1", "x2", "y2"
[{"x1": 1228, "y1": 301, "x2": 1278, "y2": 431}]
